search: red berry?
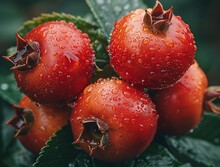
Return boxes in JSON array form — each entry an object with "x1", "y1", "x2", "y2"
[
  {"x1": 6, "y1": 96, "x2": 71, "y2": 154},
  {"x1": 151, "y1": 62, "x2": 208, "y2": 135},
  {"x1": 70, "y1": 77, "x2": 158, "y2": 162},
  {"x1": 4, "y1": 21, "x2": 95, "y2": 105},
  {"x1": 109, "y1": 1, "x2": 195, "y2": 89}
]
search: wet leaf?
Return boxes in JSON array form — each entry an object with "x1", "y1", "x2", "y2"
[{"x1": 85, "y1": 0, "x2": 146, "y2": 38}]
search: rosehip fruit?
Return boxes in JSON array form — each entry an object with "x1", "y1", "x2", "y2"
[
  {"x1": 6, "y1": 96, "x2": 71, "y2": 154},
  {"x1": 3, "y1": 21, "x2": 95, "y2": 105},
  {"x1": 151, "y1": 62, "x2": 208, "y2": 135},
  {"x1": 109, "y1": 1, "x2": 196, "y2": 89},
  {"x1": 70, "y1": 77, "x2": 158, "y2": 162}
]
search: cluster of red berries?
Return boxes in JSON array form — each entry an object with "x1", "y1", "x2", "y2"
[{"x1": 4, "y1": 1, "x2": 218, "y2": 163}]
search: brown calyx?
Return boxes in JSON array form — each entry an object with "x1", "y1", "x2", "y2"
[
  {"x1": 143, "y1": 0, "x2": 173, "y2": 34},
  {"x1": 74, "y1": 118, "x2": 109, "y2": 155},
  {"x1": 204, "y1": 86, "x2": 220, "y2": 115},
  {"x1": 3, "y1": 33, "x2": 40, "y2": 71},
  {"x1": 5, "y1": 105, "x2": 34, "y2": 137}
]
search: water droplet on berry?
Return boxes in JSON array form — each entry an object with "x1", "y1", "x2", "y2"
[
  {"x1": 116, "y1": 79, "x2": 122, "y2": 85},
  {"x1": 83, "y1": 85, "x2": 93, "y2": 94},
  {"x1": 51, "y1": 30, "x2": 57, "y2": 34},
  {"x1": 59, "y1": 45, "x2": 66, "y2": 49},
  {"x1": 138, "y1": 59, "x2": 143, "y2": 64},
  {"x1": 40, "y1": 126, "x2": 46, "y2": 131},
  {"x1": 177, "y1": 36, "x2": 186, "y2": 43},
  {"x1": 163, "y1": 39, "x2": 174, "y2": 47},
  {"x1": 112, "y1": 89, "x2": 118, "y2": 94},
  {"x1": 61, "y1": 29, "x2": 67, "y2": 34},
  {"x1": 123, "y1": 91, "x2": 130, "y2": 98},
  {"x1": 68, "y1": 22, "x2": 74, "y2": 27},
  {"x1": 149, "y1": 47, "x2": 156, "y2": 51},
  {"x1": 143, "y1": 37, "x2": 150, "y2": 45},
  {"x1": 150, "y1": 71, "x2": 154, "y2": 75},
  {"x1": 140, "y1": 97, "x2": 148, "y2": 104}
]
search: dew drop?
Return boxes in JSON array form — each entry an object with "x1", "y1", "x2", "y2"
[
  {"x1": 59, "y1": 45, "x2": 66, "y2": 49},
  {"x1": 68, "y1": 22, "x2": 74, "y2": 27},
  {"x1": 150, "y1": 71, "x2": 154, "y2": 75},
  {"x1": 163, "y1": 39, "x2": 174, "y2": 47},
  {"x1": 116, "y1": 79, "x2": 122, "y2": 85},
  {"x1": 61, "y1": 29, "x2": 67, "y2": 33},
  {"x1": 123, "y1": 91, "x2": 130, "y2": 98},
  {"x1": 83, "y1": 85, "x2": 93, "y2": 94},
  {"x1": 51, "y1": 30, "x2": 57, "y2": 34},
  {"x1": 149, "y1": 47, "x2": 156, "y2": 51},
  {"x1": 140, "y1": 97, "x2": 148, "y2": 104},
  {"x1": 40, "y1": 126, "x2": 46, "y2": 131},
  {"x1": 112, "y1": 89, "x2": 118, "y2": 94},
  {"x1": 139, "y1": 124, "x2": 144, "y2": 128},
  {"x1": 56, "y1": 37, "x2": 61, "y2": 42},
  {"x1": 138, "y1": 59, "x2": 143, "y2": 64},
  {"x1": 143, "y1": 37, "x2": 150, "y2": 45},
  {"x1": 177, "y1": 36, "x2": 186, "y2": 43},
  {"x1": 1, "y1": 83, "x2": 8, "y2": 90}
]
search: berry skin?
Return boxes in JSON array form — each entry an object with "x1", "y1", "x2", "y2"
[
  {"x1": 6, "y1": 96, "x2": 71, "y2": 154},
  {"x1": 151, "y1": 62, "x2": 208, "y2": 135},
  {"x1": 109, "y1": 1, "x2": 196, "y2": 89},
  {"x1": 70, "y1": 77, "x2": 158, "y2": 162},
  {"x1": 4, "y1": 21, "x2": 95, "y2": 105}
]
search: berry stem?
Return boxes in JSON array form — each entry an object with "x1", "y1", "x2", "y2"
[
  {"x1": 3, "y1": 33, "x2": 40, "y2": 71},
  {"x1": 143, "y1": 0, "x2": 173, "y2": 34},
  {"x1": 204, "y1": 86, "x2": 220, "y2": 114}
]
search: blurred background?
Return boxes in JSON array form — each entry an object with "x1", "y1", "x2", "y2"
[{"x1": 0, "y1": 0, "x2": 219, "y2": 85}]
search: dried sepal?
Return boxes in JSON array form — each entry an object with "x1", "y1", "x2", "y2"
[
  {"x1": 73, "y1": 118, "x2": 109, "y2": 155},
  {"x1": 5, "y1": 105, "x2": 34, "y2": 137},
  {"x1": 143, "y1": 0, "x2": 173, "y2": 34},
  {"x1": 204, "y1": 86, "x2": 220, "y2": 115},
  {"x1": 3, "y1": 33, "x2": 40, "y2": 71}
]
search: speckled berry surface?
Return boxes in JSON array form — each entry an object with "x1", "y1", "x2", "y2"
[
  {"x1": 70, "y1": 77, "x2": 158, "y2": 162},
  {"x1": 109, "y1": 6, "x2": 196, "y2": 89},
  {"x1": 13, "y1": 21, "x2": 95, "y2": 105}
]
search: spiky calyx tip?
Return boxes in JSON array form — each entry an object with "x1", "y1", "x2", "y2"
[
  {"x1": 73, "y1": 118, "x2": 109, "y2": 155},
  {"x1": 143, "y1": 0, "x2": 173, "y2": 34},
  {"x1": 3, "y1": 33, "x2": 40, "y2": 71},
  {"x1": 5, "y1": 105, "x2": 34, "y2": 137},
  {"x1": 204, "y1": 86, "x2": 220, "y2": 115}
]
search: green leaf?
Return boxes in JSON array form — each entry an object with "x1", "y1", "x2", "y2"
[
  {"x1": 167, "y1": 137, "x2": 220, "y2": 167},
  {"x1": 189, "y1": 113, "x2": 220, "y2": 146},
  {"x1": 85, "y1": 0, "x2": 146, "y2": 38},
  {"x1": 166, "y1": 113, "x2": 220, "y2": 167},
  {"x1": 33, "y1": 125, "x2": 93, "y2": 167},
  {"x1": 17, "y1": 12, "x2": 108, "y2": 63},
  {"x1": 122, "y1": 143, "x2": 191, "y2": 167},
  {"x1": 33, "y1": 124, "x2": 189, "y2": 167},
  {"x1": 0, "y1": 74, "x2": 22, "y2": 104}
]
